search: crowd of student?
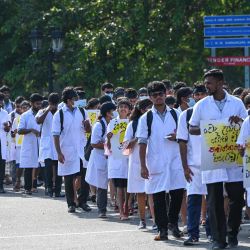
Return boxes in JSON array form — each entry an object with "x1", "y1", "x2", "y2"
[{"x1": 0, "y1": 68, "x2": 250, "y2": 249}]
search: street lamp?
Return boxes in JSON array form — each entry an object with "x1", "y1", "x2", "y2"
[{"x1": 30, "y1": 28, "x2": 64, "y2": 92}]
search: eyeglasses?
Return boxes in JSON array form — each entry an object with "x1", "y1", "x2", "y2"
[{"x1": 150, "y1": 92, "x2": 165, "y2": 98}]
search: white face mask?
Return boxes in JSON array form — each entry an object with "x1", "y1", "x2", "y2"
[
  {"x1": 187, "y1": 97, "x2": 196, "y2": 107},
  {"x1": 139, "y1": 95, "x2": 149, "y2": 100},
  {"x1": 105, "y1": 93, "x2": 113, "y2": 99}
]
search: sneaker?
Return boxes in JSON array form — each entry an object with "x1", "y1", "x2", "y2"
[
  {"x1": 24, "y1": 190, "x2": 32, "y2": 195},
  {"x1": 152, "y1": 224, "x2": 158, "y2": 231},
  {"x1": 184, "y1": 237, "x2": 199, "y2": 246},
  {"x1": 182, "y1": 225, "x2": 188, "y2": 234},
  {"x1": 228, "y1": 237, "x2": 238, "y2": 248},
  {"x1": 169, "y1": 224, "x2": 183, "y2": 238},
  {"x1": 55, "y1": 192, "x2": 65, "y2": 198},
  {"x1": 68, "y1": 206, "x2": 76, "y2": 213},
  {"x1": 138, "y1": 220, "x2": 146, "y2": 229},
  {"x1": 80, "y1": 203, "x2": 92, "y2": 212},
  {"x1": 212, "y1": 241, "x2": 228, "y2": 249},
  {"x1": 98, "y1": 213, "x2": 107, "y2": 218}
]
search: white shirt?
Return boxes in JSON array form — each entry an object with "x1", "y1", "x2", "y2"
[
  {"x1": 36, "y1": 109, "x2": 58, "y2": 161},
  {"x1": 18, "y1": 109, "x2": 40, "y2": 168},
  {"x1": 137, "y1": 106, "x2": 178, "y2": 194},
  {"x1": 52, "y1": 106, "x2": 88, "y2": 176},
  {"x1": 0, "y1": 109, "x2": 10, "y2": 160},
  {"x1": 189, "y1": 92, "x2": 247, "y2": 184}
]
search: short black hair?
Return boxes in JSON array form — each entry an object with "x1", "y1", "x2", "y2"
[
  {"x1": 100, "y1": 102, "x2": 116, "y2": 117},
  {"x1": 173, "y1": 81, "x2": 187, "y2": 92},
  {"x1": 99, "y1": 95, "x2": 112, "y2": 105},
  {"x1": 62, "y1": 87, "x2": 78, "y2": 103},
  {"x1": 42, "y1": 100, "x2": 49, "y2": 108},
  {"x1": 86, "y1": 98, "x2": 100, "y2": 109},
  {"x1": 76, "y1": 90, "x2": 85, "y2": 99},
  {"x1": 0, "y1": 85, "x2": 10, "y2": 92},
  {"x1": 162, "y1": 79, "x2": 172, "y2": 90},
  {"x1": 0, "y1": 92, "x2": 5, "y2": 101},
  {"x1": 30, "y1": 93, "x2": 43, "y2": 103},
  {"x1": 117, "y1": 98, "x2": 132, "y2": 110},
  {"x1": 203, "y1": 69, "x2": 224, "y2": 81},
  {"x1": 232, "y1": 87, "x2": 244, "y2": 96},
  {"x1": 244, "y1": 94, "x2": 250, "y2": 106},
  {"x1": 193, "y1": 84, "x2": 207, "y2": 94},
  {"x1": 165, "y1": 96, "x2": 176, "y2": 106},
  {"x1": 176, "y1": 87, "x2": 193, "y2": 105},
  {"x1": 147, "y1": 81, "x2": 166, "y2": 95},
  {"x1": 15, "y1": 96, "x2": 25, "y2": 104},
  {"x1": 114, "y1": 87, "x2": 125, "y2": 99},
  {"x1": 48, "y1": 92, "x2": 60, "y2": 104},
  {"x1": 138, "y1": 87, "x2": 147, "y2": 95},
  {"x1": 125, "y1": 88, "x2": 137, "y2": 99},
  {"x1": 21, "y1": 100, "x2": 31, "y2": 108},
  {"x1": 101, "y1": 82, "x2": 114, "y2": 91}
]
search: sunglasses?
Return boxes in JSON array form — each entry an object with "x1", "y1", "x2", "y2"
[
  {"x1": 106, "y1": 91, "x2": 114, "y2": 94},
  {"x1": 150, "y1": 91, "x2": 165, "y2": 98}
]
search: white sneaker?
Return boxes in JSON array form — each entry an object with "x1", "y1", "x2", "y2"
[{"x1": 182, "y1": 225, "x2": 188, "y2": 234}]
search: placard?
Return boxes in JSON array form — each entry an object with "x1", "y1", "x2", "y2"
[
  {"x1": 110, "y1": 119, "x2": 129, "y2": 158},
  {"x1": 244, "y1": 138, "x2": 250, "y2": 188},
  {"x1": 201, "y1": 119, "x2": 242, "y2": 170}
]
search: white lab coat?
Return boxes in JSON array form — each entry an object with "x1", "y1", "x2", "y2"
[
  {"x1": 36, "y1": 110, "x2": 57, "y2": 162},
  {"x1": 0, "y1": 109, "x2": 10, "y2": 160},
  {"x1": 124, "y1": 121, "x2": 145, "y2": 193},
  {"x1": 85, "y1": 118, "x2": 108, "y2": 189},
  {"x1": 189, "y1": 91, "x2": 247, "y2": 184},
  {"x1": 18, "y1": 109, "x2": 40, "y2": 168},
  {"x1": 137, "y1": 106, "x2": 179, "y2": 194},
  {"x1": 177, "y1": 110, "x2": 207, "y2": 195},
  {"x1": 52, "y1": 106, "x2": 88, "y2": 176},
  {"x1": 107, "y1": 117, "x2": 129, "y2": 179}
]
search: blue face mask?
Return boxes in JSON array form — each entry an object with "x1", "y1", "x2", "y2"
[{"x1": 187, "y1": 97, "x2": 196, "y2": 107}]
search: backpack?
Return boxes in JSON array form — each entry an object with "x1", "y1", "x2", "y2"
[
  {"x1": 186, "y1": 108, "x2": 193, "y2": 129},
  {"x1": 59, "y1": 107, "x2": 86, "y2": 133},
  {"x1": 132, "y1": 119, "x2": 139, "y2": 137},
  {"x1": 84, "y1": 119, "x2": 106, "y2": 161},
  {"x1": 146, "y1": 108, "x2": 178, "y2": 138}
]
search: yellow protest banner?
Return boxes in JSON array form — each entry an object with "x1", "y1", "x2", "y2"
[
  {"x1": 111, "y1": 119, "x2": 129, "y2": 158},
  {"x1": 244, "y1": 138, "x2": 250, "y2": 188},
  {"x1": 201, "y1": 119, "x2": 242, "y2": 170},
  {"x1": 86, "y1": 110, "x2": 99, "y2": 138}
]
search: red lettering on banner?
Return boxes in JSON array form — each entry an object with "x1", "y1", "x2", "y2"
[{"x1": 207, "y1": 56, "x2": 250, "y2": 66}]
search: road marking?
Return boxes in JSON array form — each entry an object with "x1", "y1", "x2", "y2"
[{"x1": 0, "y1": 229, "x2": 138, "y2": 240}]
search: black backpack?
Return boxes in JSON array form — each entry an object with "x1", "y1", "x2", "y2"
[
  {"x1": 146, "y1": 108, "x2": 178, "y2": 137},
  {"x1": 59, "y1": 107, "x2": 86, "y2": 133},
  {"x1": 84, "y1": 119, "x2": 106, "y2": 161},
  {"x1": 186, "y1": 108, "x2": 193, "y2": 129},
  {"x1": 132, "y1": 118, "x2": 139, "y2": 137}
]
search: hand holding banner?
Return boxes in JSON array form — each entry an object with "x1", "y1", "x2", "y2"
[{"x1": 201, "y1": 119, "x2": 242, "y2": 170}]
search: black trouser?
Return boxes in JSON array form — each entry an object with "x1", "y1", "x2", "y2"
[
  {"x1": 44, "y1": 159, "x2": 62, "y2": 194},
  {"x1": 153, "y1": 188, "x2": 184, "y2": 231},
  {"x1": 207, "y1": 182, "x2": 244, "y2": 244},
  {"x1": 0, "y1": 142, "x2": 6, "y2": 188},
  {"x1": 24, "y1": 168, "x2": 33, "y2": 191},
  {"x1": 64, "y1": 160, "x2": 89, "y2": 207},
  {"x1": 153, "y1": 191, "x2": 169, "y2": 231},
  {"x1": 168, "y1": 188, "x2": 185, "y2": 225}
]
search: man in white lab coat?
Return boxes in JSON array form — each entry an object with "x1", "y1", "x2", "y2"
[
  {"x1": 189, "y1": 69, "x2": 247, "y2": 249},
  {"x1": 52, "y1": 87, "x2": 91, "y2": 213},
  {"x1": 36, "y1": 93, "x2": 63, "y2": 197},
  {"x1": 18, "y1": 93, "x2": 43, "y2": 195},
  {"x1": 137, "y1": 81, "x2": 180, "y2": 241},
  {"x1": 0, "y1": 92, "x2": 11, "y2": 193}
]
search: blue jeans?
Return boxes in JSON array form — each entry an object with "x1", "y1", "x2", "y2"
[{"x1": 187, "y1": 194, "x2": 202, "y2": 239}]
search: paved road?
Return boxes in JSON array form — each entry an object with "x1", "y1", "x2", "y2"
[{"x1": 0, "y1": 187, "x2": 249, "y2": 250}]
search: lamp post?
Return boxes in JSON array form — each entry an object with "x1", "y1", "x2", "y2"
[{"x1": 30, "y1": 28, "x2": 64, "y2": 92}]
